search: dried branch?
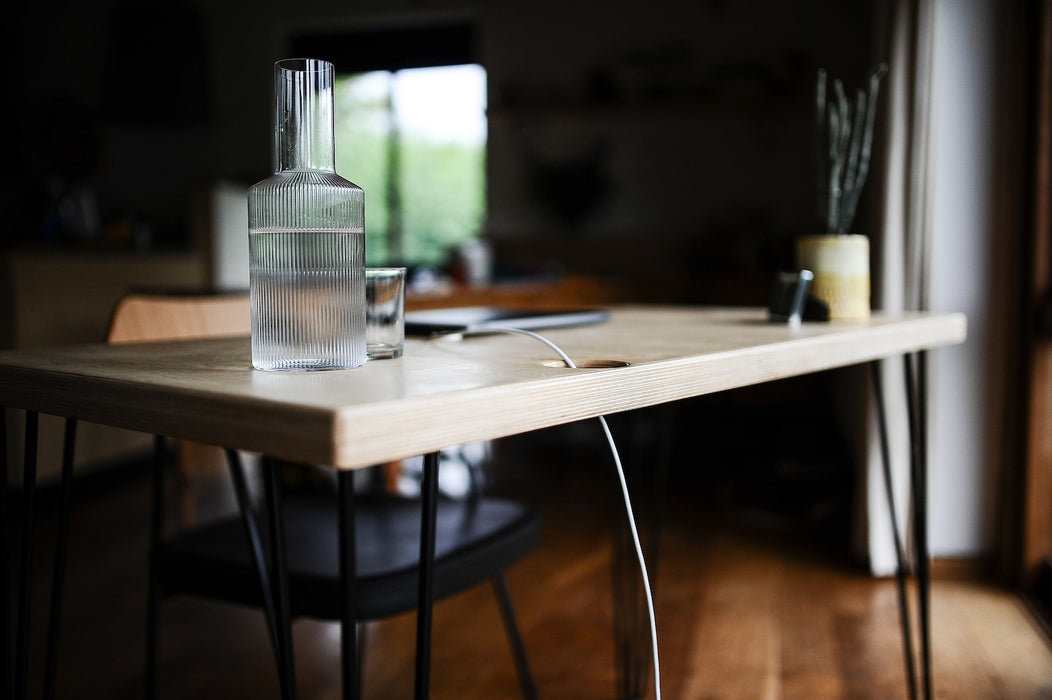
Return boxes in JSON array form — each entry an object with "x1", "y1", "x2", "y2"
[
  {"x1": 815, "y1": 63, "x2": 888, "y2": 234},
  {"x1": 814, "y1": 68, "x2": 827, "y2": 227}
]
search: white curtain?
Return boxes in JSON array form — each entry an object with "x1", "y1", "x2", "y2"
[{"x1": 857, "y1": 0, "x2": 936, "y2": 575}]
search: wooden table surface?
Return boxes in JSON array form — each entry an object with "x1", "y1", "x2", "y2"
[{"x1": 0, "y1": 306, "x2": 966, "y2": 470}]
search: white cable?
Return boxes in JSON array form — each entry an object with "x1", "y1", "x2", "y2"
[{"x1": 455, "y1": 326, "x2": 662, "y2": 700}]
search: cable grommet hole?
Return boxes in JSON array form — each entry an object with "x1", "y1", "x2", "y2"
[{"x1": 542, "y1": 359, "x2": 630, "y2": 369}]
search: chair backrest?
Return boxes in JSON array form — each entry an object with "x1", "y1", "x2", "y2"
[{"x1": 107, "y1": 292, "x2": 251, "y2": 344}]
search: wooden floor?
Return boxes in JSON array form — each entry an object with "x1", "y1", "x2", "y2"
[{"x1": 11, "y1": 417, "x2": 1052, "y2": 699}]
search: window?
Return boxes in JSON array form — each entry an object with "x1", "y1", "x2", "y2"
[
  {"x1": 333, "y1": 64, "x2": 487, "y2": 267},
  {"x1": 291, "y1": 23, "x2": 486, "y2": 267}
]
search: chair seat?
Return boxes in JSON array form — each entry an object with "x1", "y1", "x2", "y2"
[{"x1": 157, "y1": 491, "x2": 543, "y2": 620}]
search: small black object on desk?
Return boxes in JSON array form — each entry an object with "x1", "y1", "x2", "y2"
[{"x1": 768, "y1": 270, "x2": 830, "y2": 324}]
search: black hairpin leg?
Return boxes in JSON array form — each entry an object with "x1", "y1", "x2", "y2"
[
  {"x1": 14, "y1": 411, "x2": 38, "y2": 700},
  {"x1": 42, "y1": 418, "x2": 77, "y2": 700},
  {"x1": 415, "y1": 452, "x2": 440, "y2": 700},
  {"x1": 1, "y1": 407, "x2": 10, "y2": 700},
  {"x1": 145, "y1": 436, "x2": 167, "y2": 700},
  {"x1": 904, "y1": 352, "x2": 932, "y2": 700},
  {"x1": 261, "y1": 457, "x2": 297, "y2": 700},
  {"x1": 871, "y1": 362, "x2": 918, "y2": 700},
  {"x1": 492, "y1": 573, "x2": 537, "y2": 700},
  {"x1": 226, "y1": 450, "x2": 283, "y2": 663},
  {"x1": 337, "y1": 469, "x2": 360, "y2": 700},
  {"x1": 872, "y1": 353, "x2": 935, "y2": 700}
]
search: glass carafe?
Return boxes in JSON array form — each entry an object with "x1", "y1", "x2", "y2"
[{"x1": 248, "y1": 58, "x2": 366, "y2": 370}]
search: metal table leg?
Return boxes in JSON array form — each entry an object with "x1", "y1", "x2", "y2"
[
  {"x1": 492, "y1": 572, "x2": 538, "y2": 699},
  {"x1": 42, "y1": 418, "x2": 77, "y2": 700},
  {"x1": 147, "y1": 446, "x2": 297, "y2": 699},
  {"x1": 338, "y1": 469, "x2": 359, "y2": 700},
  {"x1": 871, "y1": 353, "x2": 934, "y2": 700},
  {"x1": 4, "y1": 413, "x2": 81, "y2": 700},
  {"x1": 226, "y1": 450, "x2": 284, "y2": 666},
  {"x1": 5, "y1": 416, "x2": 90, "y2": 700},
  {"x1": 905, "y1": 352, "x2": 933, "y2": 700},
  {"x1": 261, "y1": 456, "x2": 298, "y2": 700},
  {"x1": 14, "y1": 411, "x2": 38, "y2": 700},
  {"x1": 145, "y1": 437, "x2": 166, "y2": 700},
  {"x1": 415, "y1": 451, "x2": 440, "y2": 700},
  {"x1": 871, "y1": 362, "x2": 919, "y2": 700},
  {"x1": 1, "y1": 407, "x2": 10, "y2": 700}
]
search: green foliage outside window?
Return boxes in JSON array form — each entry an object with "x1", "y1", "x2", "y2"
[{"x1": 334, "y1": 66, "x2": 486, "y2": 268}]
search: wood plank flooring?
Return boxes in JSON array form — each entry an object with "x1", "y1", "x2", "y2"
[{"x1": 10, "y1": 418, "x2": 1052, "y2": 699}]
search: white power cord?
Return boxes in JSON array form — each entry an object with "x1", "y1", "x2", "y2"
[{"x1": 454, "y1": 326, "x2": 662, "y2": 700}]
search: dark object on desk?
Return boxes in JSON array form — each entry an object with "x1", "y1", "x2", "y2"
[
  {"x1": 405, "y1": 305, "x2": 610, "y2": 336},
  {"x1": 107, "y1": 292, "x2": 541, "y2": 699},
  {"x1": 768, "y1": 270, "x2": 829, "y2": 323},
  {"x1": 801, "y1": 295, "x2": 831, "y2": 322}
]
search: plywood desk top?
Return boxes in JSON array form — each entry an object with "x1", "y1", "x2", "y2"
[{"x1": 0, "y1": 306, "x2": 966, "y2": 469}]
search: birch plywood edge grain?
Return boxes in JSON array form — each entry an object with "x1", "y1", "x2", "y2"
[
  {"x1": 333, "y1": 309, "x2": 966, "y2": 465},
  {"x1": 0, "y1": 306, "x2": 967, "y2": 470}
]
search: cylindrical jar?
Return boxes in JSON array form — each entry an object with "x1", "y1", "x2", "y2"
[{"x1": 796, "y1": 234, "x2": 870, "y2": 321}]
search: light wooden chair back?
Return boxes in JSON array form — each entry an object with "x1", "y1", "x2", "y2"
[{"x1": 107, "y1": 292, "x2": 251, "y2": 344}]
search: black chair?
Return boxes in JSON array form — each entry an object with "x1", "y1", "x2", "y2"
[{"x1": 106, "y1": 293, "x2": 541, "y2": 699}]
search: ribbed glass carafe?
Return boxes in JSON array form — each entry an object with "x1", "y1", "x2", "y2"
[{"x1": 248, "y1": 58, "x2": 366, "y2": 371}]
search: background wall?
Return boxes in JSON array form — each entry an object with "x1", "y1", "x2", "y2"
[
  {"x1": 9, "y1": 0, "x2": 872, "y2": 298},
  {"x1": 480, "y1": 0, "x2": 871, "y2": 302}
]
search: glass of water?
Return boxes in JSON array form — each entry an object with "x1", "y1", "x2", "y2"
[{"x1": 366, "y1": 267, "x2": 406, "y2": 360}]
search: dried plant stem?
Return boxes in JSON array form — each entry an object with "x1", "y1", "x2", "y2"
[
  {"x1": 815, "y1": 68, "x2": 827, "y2": 228},
  {"x1": 816, "y1": 63, "x2": 887, "y2": 234}
]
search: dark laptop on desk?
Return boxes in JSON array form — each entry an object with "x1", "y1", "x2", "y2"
[{"x1": 404, "y1": 306, "x2": 610, "y2": 336}]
